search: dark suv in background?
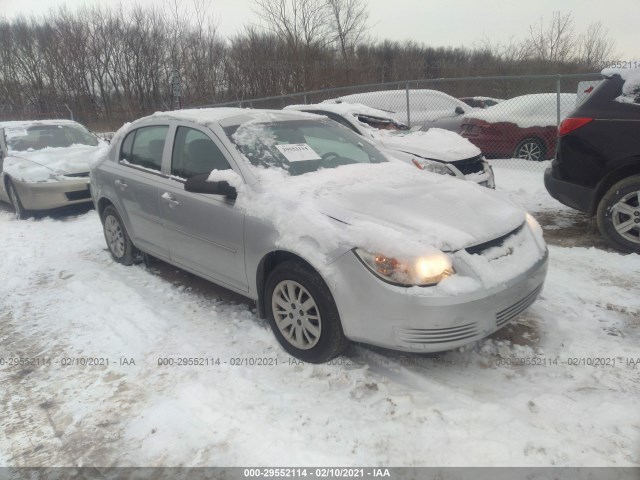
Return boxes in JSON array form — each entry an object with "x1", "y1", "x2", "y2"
[{"x1": 545, "y1": 74, "x2": 640, "y2": 252}]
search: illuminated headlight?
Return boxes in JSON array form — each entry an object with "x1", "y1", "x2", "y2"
[
  {"x1": 411, "y1": 158, "x2": 455, "y2": 176},
  {"x1": 526, "y1": 212, "x2": 545, "y2": 248},
  {"x1": 354, "y1": 248, "x2": 455, "y2": 286}
]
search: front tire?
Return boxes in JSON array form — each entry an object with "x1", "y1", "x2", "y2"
[
  {"x1": 597, "y1": 176, "x2": 640, "y2": 253},
  {"x1": 265, "y1": 260, "x2": 349, "y2": 363},
  {"x1": 102, "y1": 205, "x2": 138, "y2": 265},
  {"x1": 6, "y1": 179, "x2": 29, "y2": 219},
  {"x1": 514, "y1": 138, "x2": 545, "y2": 161}
]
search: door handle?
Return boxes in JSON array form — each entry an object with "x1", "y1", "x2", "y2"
[
  {"x1": 161, "y1": 192, "x2": 180, "y2": 208},
  {"x1": 114, "y1": 179, "x2": 128, "y2": 191}
]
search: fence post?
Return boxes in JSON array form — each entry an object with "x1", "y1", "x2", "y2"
[
  {"x1": 556, "y1": 75, "x2": 561, "y2": 128},
  {"x1": 64, "y1": 104, "x2": 74, "y2": 121},
  {"x1": 405, "y1": 81, "x2": 411, "y2": 126}
]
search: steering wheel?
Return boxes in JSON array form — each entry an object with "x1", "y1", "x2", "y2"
[{"x1": 321, "y1": 151, "x2": 340, "y2": 160}]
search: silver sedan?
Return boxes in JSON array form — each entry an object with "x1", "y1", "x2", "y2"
[
  {"x1": 0, "y1": 120, "x2": 103, "y2": 218},
  {"x1": 90, "y1": 108, "x2": 548, "y2": 363}
]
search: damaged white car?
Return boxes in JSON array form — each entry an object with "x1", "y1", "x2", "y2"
[
  {"x1": 285, "y1": 102, "x2": 494, "y2": 187},
  {"x1": 90, "y1": 108, "x2": 547, "y2": 363},
  {"x1": 0, "y1": 120, "x2": 106, "y2": 218}
]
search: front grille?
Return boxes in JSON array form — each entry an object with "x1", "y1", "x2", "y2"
[
  {"x1": 450, "y1": 155, "x2": 484, "y2": 175},
  {"x1": 465, "y1": 224, "x2": 524, "y2": 255},
  {"x1": 394, "y1": 322, "x2": 479, "y2": 344},
  {"x1": 496, "y1": 285, "x2": 543, "y2": 328},
  {"x1": 65, "y1": 188, "x2": 91, "y2": 201}
]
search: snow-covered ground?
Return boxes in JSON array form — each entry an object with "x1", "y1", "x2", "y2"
[{"x1": 1, "y1": 162, "x2": 639, "y2": 467}]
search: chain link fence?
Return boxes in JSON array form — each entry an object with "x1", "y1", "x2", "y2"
[
  {"x1": 200, "y1": 73, "x2": 603, "y2": 170},
  {"x1": 0, "y1": 73, "x2": 603, "y2": 170}
]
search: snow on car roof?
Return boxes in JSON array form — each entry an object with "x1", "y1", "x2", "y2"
[
  {"x1": 147, "y1": 107, "x2": 317, "y2": 128},
  {"x1": 464, "y1": 93, "x2": 577, "y2": 128},
  {"x1": 323, "y1": 89, "x2": 468, "y2": 110},
  {"x1": 0, "y1": 119, "x2": 82, "y2": 129}
]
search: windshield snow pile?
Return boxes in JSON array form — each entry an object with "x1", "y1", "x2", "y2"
[{"x1": 464, "y1": 94, "x2": 576, "y2": 128}]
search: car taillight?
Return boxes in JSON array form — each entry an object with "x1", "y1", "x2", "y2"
[{"x1": 559, "y1": 117, "x2": 593, "y2": 136}]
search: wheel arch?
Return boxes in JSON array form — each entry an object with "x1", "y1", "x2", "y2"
[
  {"x1": 255, "y1": 250, "x2": 325, "y2": 319},
  {"x1": 97, "y1": 196, "x2": 115, "y2": 222},
  {"x1": 590, "y1": 161, "x2": 640, "y2": 216}
]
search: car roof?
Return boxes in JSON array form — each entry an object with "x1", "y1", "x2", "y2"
[
  {"x1": 142, "y1": 107, "x2": 318, "y2": 129},
  {"x1": 0, "y1": 119, "x2": 81, "y2": 129}
]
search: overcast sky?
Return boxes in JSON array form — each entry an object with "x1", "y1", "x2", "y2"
[{"x1": 0, "y1": 0, "x2": 637, "y2": 59}]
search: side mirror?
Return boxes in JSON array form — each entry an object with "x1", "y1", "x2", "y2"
[
  {"x1": 455, "y1": 106, "x2": 465, "y2": 115},
  {"x1": 184, "y1": 173, "x2": 237, "y2": 200}
]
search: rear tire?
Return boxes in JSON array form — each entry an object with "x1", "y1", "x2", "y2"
[
  {"x1": 6, "y1": 179, "x2": 29, "y2": 220},
  {"x1": 514, "y1": 138, "x2": 545, "y2": 162},
  {"x1": 101, "y1": 205, "x2": 138, "y2": 265},
  {"x1": 596, "y1": 176, "x2": 640, "y2": 253},
  {"x1": 265, "y1": 260, "x2": 349, "y2": 363}
]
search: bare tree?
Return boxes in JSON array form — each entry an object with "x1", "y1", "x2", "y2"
[
  {"x1": 325, "y1": 0, "x2": 369, "y2": 61},
  {"x1": 527, "y1": 11, "x2": 576, "y2": 63},
  {"x1": 577, "y1": 21, "x2": 616, "y2": 70}
]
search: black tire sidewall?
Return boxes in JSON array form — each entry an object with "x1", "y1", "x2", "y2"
[
  {"x1": 597, "y1": 176, "x2": 640, "y2": 253},
  {"x1": 265, "y1": 261, "x2": 348, "y2": 363},
  {"x1": 102, "y1": 205, "x2": 137, "y2": 265}
]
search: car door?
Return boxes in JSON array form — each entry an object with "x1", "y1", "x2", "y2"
[
  {"x1": 109, "y1": 124, "x2": 170, "y2": 259},
  {"x1": 157, "y1": 125, "x2": 248, "y2": 292}
]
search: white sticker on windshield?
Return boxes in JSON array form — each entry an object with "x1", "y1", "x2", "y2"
[
  {"x1": 5, "y1": 127, "x2": 28, "y2": 138},
  {"x1": 275, "y1": 143, "x2": 322, "y2": 162}
]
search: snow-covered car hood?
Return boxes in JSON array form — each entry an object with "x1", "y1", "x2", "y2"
[
  {"x1": 4, "y1": 144, "x2": 106, "y2": 182},
  {"x1": 372, "y1": 128, "x2": 481, "y2": 162},
  {"x1": 241, "y1": 162, "x2": 524, "y2": 256}
]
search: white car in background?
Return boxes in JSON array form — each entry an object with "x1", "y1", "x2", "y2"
[
  {"x1": 0, "y1": 120, "x2": 106, "y2": 218},
  {"x1": 322, "y1": 89, "x2": 475, "y2": 132},
  {"x1": 285, "y1": 103, "x2": 494, "y2": 188}
]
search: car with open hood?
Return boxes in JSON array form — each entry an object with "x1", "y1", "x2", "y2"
[
  {"x1": 90, "y1": 108, "x2": 548, "y2": 363},
  {"x1": 0, "y1": 119, "x2": 106, "y2": 218},
  {"x1": 285, "y1": 103, "x2": 494, "y2": 187}
]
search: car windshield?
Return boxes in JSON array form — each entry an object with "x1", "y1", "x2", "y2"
[
  {"x1": 4, "y1": 124, "x2": 99, "y2": 152},
  {"x1": 224, "y1": 119, "x2": 388, "y2": 176}
]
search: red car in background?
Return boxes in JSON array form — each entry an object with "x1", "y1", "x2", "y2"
[{"x1": 460, "y1": 93, "x2": 576, "y2": 161}]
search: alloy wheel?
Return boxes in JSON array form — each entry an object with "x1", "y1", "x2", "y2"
[
  {"x1": 271, "y1": 280, "x2": 322, "y2": 350},
  {"x1": 611, "y1": 190, "x2": 640, "y2": 244},
  {"x1": 104, "y1": 215, "x2": 126, "y2": 258},
  {"x1": 516, "y1": 140, "x2": 543, "y2": 161}
]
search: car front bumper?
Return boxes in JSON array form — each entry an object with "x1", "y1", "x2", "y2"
[
  {"x1": 13, "y1": 177, "x2": 92, "y2": 210},
  {"x1": 328, "y1": 235, "x2": 548, "y2": 353}
]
